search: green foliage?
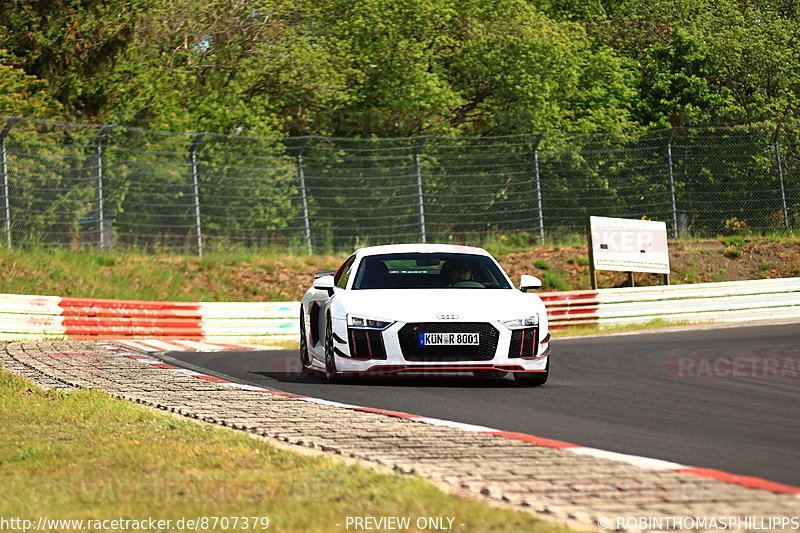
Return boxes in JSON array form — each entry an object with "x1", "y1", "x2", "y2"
[
  {"x1": 676, "y1": 265, "x2": 700, "y2": 283},
  {"x1": 533, "y1": 259, "x2": 551, "y2": 270},
  {"x1": 724, "y1": 247, "x2": 742, "y2": 258},
  {"x1": 567, "y1": 256, "x2": 590, "y2": 266},
  {"x1": 721, "y1": 235, "x2": 745, "y2": 247},
  {"x1": 1, "y1": 0, "x2": 798, "y2": 134},
  {"x1": 541, "y1": 271, "x2": 570, "y2": 290},
  {"x1": 0, "y1": 0, "x2": 136, "y2": 118},
  {"x1": 0, "y1": 48, "x2": 60, "y2": 117}
]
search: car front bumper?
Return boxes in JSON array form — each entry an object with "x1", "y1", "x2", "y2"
[{"x1": 331, "y1": 318, "x2": 550, "y2": 375}]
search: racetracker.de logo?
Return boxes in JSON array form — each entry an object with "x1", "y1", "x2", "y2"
[{"x1": 666, "y1": 355, "x2": 800, "y2": 379}]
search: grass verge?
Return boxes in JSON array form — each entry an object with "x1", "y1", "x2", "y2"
[
  {"x1": 553, "y1": 319, "x2": 694, "y2": 338},
  {"x1": 0, "y1": 368, "x2": 572, "y2": 533}
]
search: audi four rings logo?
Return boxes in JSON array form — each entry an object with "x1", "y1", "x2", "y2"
[{"x1": 437, "y1": 314, "x2": 460, "y2": 320}]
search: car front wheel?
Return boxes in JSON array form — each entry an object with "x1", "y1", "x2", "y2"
[
  {"x1": 513, "y1": 358, "x2": 549, "y2": 386},
  {"x1": 324, "y1": 315, "x2": 342, "y2": 382},
  {"x1": 299, "y1": 309, "x2": 312, "y2": 375}
]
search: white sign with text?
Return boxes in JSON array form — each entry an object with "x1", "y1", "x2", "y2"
[{"x1": 589, "y1": 216, "x2": 670, "y2": 274}]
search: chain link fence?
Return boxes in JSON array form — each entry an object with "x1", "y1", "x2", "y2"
[{"x1": 0, "y1": 117, "x2": 797, "y2": 254}]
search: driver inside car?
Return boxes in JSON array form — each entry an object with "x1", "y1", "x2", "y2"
[{"x1": 442, "y1": 259, "x2": 483, "y2": 287}]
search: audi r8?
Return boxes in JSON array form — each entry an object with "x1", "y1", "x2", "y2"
[{"x1": 299, "y1": 244, "x2": 550, "y2": 385}]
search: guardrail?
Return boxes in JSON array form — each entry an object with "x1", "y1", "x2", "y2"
[
  {"x1": 0, "y1": 295, "x2": 299, "y2": 343},
  {"x1": 1, "y1": 278, "x2": 798, "y2": 342},
  {"x1": 543, "y1": 277, "x2": 800, "y2": 329}
]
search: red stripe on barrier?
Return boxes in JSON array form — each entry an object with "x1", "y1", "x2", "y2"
[
  {"x1": 67, "y1": 334, "x2": 207, "y2": 341},
  {"x1": 60, "y1": 297, "x2": 201, "y2": 310},
  {"x1": 59, "y1": 297, "x2": 204, "y2": 338},
  {"x1": 539, "y1": 290, "x2": 599, "y2": 302},
  {"x1": 62, "y1": 317, "x2": 202, "y2": 328},
  {"x1": 64, "y1": 326, "x2": 204, "y2": 336},
  {"x1": 59, "y1": 297, "x2": 202, "y2": 320},
  {"x1": 60, "y1": 306, "x2": 202, "y2": 319},
  {"x1": 547, "y1": 308, "x2": 600, "y2": 318},
  {"x1": 676, "y1": 468, "x2": 800, "y2": 494}
]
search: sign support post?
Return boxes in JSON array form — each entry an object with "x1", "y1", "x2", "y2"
[{"x1": 586, "y1": 217, "x2": 598, "y2": 290}]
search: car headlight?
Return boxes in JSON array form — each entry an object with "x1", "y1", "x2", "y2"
[
  {"x1": 347, "y1": 315, "x2": 394, "y2": 330},
  {"x1": 502, "y1": 315, "x2": 539, "y2": 329}
]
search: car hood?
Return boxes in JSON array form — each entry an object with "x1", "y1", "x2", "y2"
[{"x1": 338, "y1": 289, "x2": 546, "y2": 324}]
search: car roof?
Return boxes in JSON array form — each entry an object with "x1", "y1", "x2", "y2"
[{"x1": 354, "y1": 243, "x2": 493, "y2": 258}]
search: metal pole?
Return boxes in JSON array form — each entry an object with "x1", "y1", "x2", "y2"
[
  {"x1": 414, "y1": 137, "x2": 428, "y2": 243},
  {"x1": 586, "y1": 216, "x2": 598, "y2": 290},
  {"x1": 774, "y1": 125, "x2": 790, "y2": 235},
  {"x1": 0, "y1": 118, "x2": 19, "y2": 248},
  {"x1": 93, "y1": 124, "x2": 114, "y2": 249},
  {"x1": 189, "y1": 133, "x2": 206, "y2": 256},
  {"x1": 667, "y1": 130, "x2": 678, "y2": 239},
  {"x1": 296, "y1": 137, "x2": 312, "y2": 254},
  {"x1": 532, "y1": 133, "x2": 544, "y2": 244}
]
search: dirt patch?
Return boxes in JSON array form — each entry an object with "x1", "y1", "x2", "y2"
[
  {"x1": 501, "y1": 238, "x2": 800, "y2": 291},
  {"x1": 1, "y1": 239, "x2": 797, "y2": 302}
]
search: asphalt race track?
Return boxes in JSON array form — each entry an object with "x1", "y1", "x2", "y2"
[{"x1": 161, "y1": 322, "x2": 800, "y2": 486}]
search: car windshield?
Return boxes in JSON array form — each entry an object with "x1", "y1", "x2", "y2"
[{"x1": 352, "y1": 253, "x2": 512, "y2": 290}]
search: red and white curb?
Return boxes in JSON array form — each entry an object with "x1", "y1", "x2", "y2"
[
  {"x1": 102, "y1": 341, "x2": 800, "y2": 497},
  {"x1": 105, "y1": 339, "x2": 279, "y2": 354}
]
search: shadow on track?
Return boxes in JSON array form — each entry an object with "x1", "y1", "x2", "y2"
[{"x1": 251, "y1": 369, "x2": 522, "y2": 388}]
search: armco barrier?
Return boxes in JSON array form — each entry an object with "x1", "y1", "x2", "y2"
[
  {"x1": 1, "y1": 278, "x2": 798, "y2": 342},
  {"x1": 544, "y1": 277, "x2": 800, "y2": 329},
  {"x1": 0, "y1": 294, "x2": 299, "y2": 343}
]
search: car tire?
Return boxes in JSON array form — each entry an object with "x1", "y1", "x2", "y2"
[
  {"x1": 324, "y1": 314, "x2": 342, "y2": 382},
  {"x1": 513, "y1": 358, "x2": 549, "y2": 386},
  {"x1": 299, "y1": 309, "x2": 312, "y2": 375}
]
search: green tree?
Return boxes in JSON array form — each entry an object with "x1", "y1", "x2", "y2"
[
  {"x1": 0, "y1": 47, "x2": 61, "y2": 117},
  {"x1": 0, "y1": 0, "x2": 136, "y2": 119}
]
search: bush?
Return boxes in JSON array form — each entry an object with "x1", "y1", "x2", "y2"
[
  {"x1": 721, "y1": 235, "x2": 745, "y2": 247},
  {"x1": 541, "y1": 271, "x2": 569, "y2": 291}
]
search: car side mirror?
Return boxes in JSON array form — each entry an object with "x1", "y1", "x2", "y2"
[
  {"x1": 314, "y1": 274, "x2": 335, "y2": 296},
  {"x1": 520, "y1": 275, "x2": 542, "y2": 292}
]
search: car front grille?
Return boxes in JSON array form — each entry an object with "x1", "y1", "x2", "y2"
[
  {"x1": 508, "y1": 327, "x2": 538, "y2": 358},
  {"x1": 398, "y1": 322, "x2": 499, "y2": 361}
]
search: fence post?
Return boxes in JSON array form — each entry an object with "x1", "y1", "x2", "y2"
[
  {"x1": 413, "y1": 137, "x2": 428, "y2": 243},
  {"x1": 666, "y1": 130, "x2": 678, "y2": 238},
  {"x1": 0, "y1": 118, "x2": 19, "y2": 248},
  {"x1": 532, "y1": 133, "x2": 545, "y2": 244},
  {"x1": 93, "y1": 124, "x2": 114, "y2": 249},
  {"x1": 296, "y1": 137, "x2": 313, "y2": 254},
  {"x1": 189, "y1": 133, "x2": 206, "y2": 256},
  {"x1": 774, "y1": 125, "x2": 791, "y2": 234}
]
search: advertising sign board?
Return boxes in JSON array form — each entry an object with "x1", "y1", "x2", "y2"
[{"x1": 587, "y1": 216, "x2": 670, "y2": 288}]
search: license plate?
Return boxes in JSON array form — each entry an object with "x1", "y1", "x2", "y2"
[{"x1": 418, "y1": 333, "x2": 480, "y2": 346}]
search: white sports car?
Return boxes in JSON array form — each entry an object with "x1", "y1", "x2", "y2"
[{"x1": 299, "y1": 243, "x2": 551, "y2": 385}]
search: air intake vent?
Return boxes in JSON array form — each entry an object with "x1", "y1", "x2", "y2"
[
  {"x1": 508, "y1": 327, "x2": 538, "y2": 359},
  {"x1": 347, "y1": 328, "x2": 387, "y2": 360}
]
